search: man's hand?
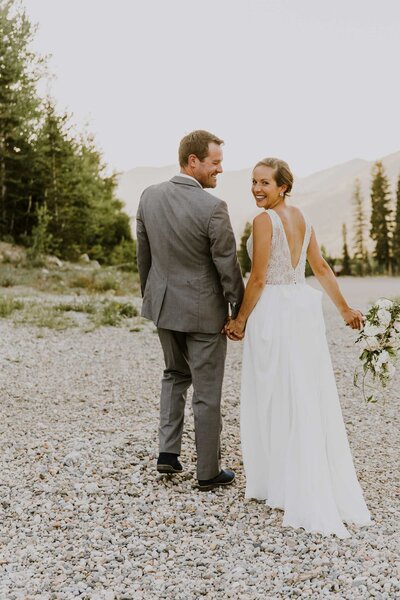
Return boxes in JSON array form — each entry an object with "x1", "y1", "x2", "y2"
[
  {"x1": 221, "y1": 316, "x2": 231, "y2": 335},
  {"x1": 225, "y1": 317, "x2": 246, "y2": 341}
]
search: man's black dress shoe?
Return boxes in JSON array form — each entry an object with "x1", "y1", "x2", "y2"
[
  {"x1": 198, "y1": 469, "x2": 235, "y2": 491},
  {"x1": 157, "y1": 453, "x2": 183, "y2": 474}
]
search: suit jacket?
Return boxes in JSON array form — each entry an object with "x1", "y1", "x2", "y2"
[{"x1": 136, "y1": 175, "x2": 244, "y2": 333}]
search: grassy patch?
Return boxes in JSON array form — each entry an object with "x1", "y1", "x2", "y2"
[
  {"x1": 0, "y1": 263, "x2": 140, "y2": 296},
  {"x1": 54, "y1": 300, "x2": 97, "y2": 314},
  {"x1": 14, "y1": 304, "x2": 75, "y2": 330},
  {"x1": 0, "y1": 275, "x2": 16, "y2": 287},
  {"x1": 67, "y1": 272, "x2": 123, "y2": 294},
  {"x1": 92, "y1": 300, "x2": 138, "y2": 327},
  {"x1": 0, "y1": 297, "x2": 24, "y2": 317}
]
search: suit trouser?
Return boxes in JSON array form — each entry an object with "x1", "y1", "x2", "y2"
[{"x1": 157, "y1": 328, "x2": 227, "y2": 480}]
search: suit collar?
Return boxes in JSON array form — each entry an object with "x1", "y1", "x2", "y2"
[{"x1": 170, "y1": 175, "x2": 203, "y2": 189}]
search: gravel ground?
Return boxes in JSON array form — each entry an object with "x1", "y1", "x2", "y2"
[{"x1": 0, "y1": 278, "x2": 399, "y2": 599}]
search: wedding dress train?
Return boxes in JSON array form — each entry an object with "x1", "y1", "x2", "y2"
[{"x1": 241, "y1": 209, "x2": 371, "y2": 538}]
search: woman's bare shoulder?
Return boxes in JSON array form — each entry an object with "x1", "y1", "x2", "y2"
[
  {"x1": 253, "y1": 211, "x2": 272, "y2": 227},
  {"x1": 253, "y1": 212, "x2": 272, "y2": 243}
]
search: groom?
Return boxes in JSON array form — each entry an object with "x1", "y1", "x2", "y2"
[{"x1": 136, "y1": 130, "x2": 244, "y2": 490}]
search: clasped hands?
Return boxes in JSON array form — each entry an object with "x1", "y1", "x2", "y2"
[{"x1": 222, "y1": 316, "x2": 246, "y2": 341}]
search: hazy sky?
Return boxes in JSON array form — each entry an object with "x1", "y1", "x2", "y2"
[{"x1": 23, "y1": 0, "x2": 400, "y2": 177}]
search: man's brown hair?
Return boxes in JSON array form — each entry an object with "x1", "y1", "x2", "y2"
[{"x1": 178, "y1": 130, "x2": 224, "y2": 167}]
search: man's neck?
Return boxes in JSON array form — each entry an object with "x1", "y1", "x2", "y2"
[{"x1": 178, "y1": 171, "x2": 202, "y2": 187}]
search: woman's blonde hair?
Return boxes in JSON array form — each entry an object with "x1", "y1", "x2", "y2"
[{"x1": 254, "y1": 157, "x2": 293, "y2": 196}]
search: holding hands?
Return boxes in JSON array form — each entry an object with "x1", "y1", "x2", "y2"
[{"x1": 223, "y1": 316, "x2": 246, "y2": 341}]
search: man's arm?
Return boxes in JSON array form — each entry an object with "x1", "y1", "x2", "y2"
[
  {"x1": 208, "y1": 200, "x2": 244, "y2": 314},
  {"x1": 136, "y1": 199, "x2": 151, "y2": 296}
]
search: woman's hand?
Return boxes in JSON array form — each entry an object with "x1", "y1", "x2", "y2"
[
  {"x1": 341, "y1": 307, "x2": 364, "y2": 330},
  {"x1": 225, "y1": 318, "x2": 246, "y2": 340}
]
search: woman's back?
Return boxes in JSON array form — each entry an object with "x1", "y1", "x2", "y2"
[{"x1": 247, "y1": 207, "x2": 311, "y2": 285}]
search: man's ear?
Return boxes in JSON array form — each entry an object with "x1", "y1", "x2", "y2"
[{"x1": 187, "y1": 154, "x2": 198, "y2": 168}]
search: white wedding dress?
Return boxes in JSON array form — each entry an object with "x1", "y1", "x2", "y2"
[{"x1": 241, "y1": 209, "x2": 371, "y2": 538}]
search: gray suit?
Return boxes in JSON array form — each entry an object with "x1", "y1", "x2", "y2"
[{"x1": 136, "y1": 175, "x2": 244, "y2": 479}]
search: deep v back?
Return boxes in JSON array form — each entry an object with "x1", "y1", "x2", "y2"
[
  {"x1": 270, "y1": 209, "x2": 306, "y2": 270},
  {"x1": 246, "y1": 208, "x2": 312, "y2": 285}
]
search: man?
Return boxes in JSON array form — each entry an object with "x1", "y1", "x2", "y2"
[{"x1": 136, "y1": 130, "x2": 244, "y2": 491}]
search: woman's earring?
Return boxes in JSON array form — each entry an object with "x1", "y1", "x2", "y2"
[{"x1": 279, "y1": 191, "x2": 284, "y2": 197}]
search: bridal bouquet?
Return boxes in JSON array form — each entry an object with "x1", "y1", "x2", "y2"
[{"x1": 354, "y1": 297, "x2": 400, "y2": 403}]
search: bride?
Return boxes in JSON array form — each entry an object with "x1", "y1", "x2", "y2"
[{"x1": 226, "y1": 157, "x2": 371, "y2": 538}]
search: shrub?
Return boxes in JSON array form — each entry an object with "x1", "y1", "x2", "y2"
[
  {"x1": 54, "y1": 300, "x2": 96, "y2": 314},
  {"x1": 0, "y1": 297, "x2": 24, "y2": 318},
  {"x1": 0, "y1": 276, "x2": 15, "y2": 288},
  {"x1": 94, "y1": 300, "x2": 138, "y2": 327}
]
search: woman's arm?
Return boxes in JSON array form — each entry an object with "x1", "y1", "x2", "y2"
[
  {"x1": 307, "y1": 228, "x2": 363, "y2": 329},
  {"x1": 226, "y1": 213, "x2": 272, "y2": 339}
]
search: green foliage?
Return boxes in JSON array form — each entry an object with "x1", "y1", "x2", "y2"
[
  {"x1": 0, "y1": 274, "x2": 15, "y2": 287},
  {"x1": 305, "y1": 244, "x2": 336, "y2": 277},
  {"x1": 93, "y1": 300, "x2": 138, "y2": 327},
  {"x1": 351, "y1": 178, "x2": 368, "y2": 276},
  {"x1": 238, "y1": 222, "x2": 252, "y2": 276},
  {"x1": 54, "y1": 300, "x2": 96, "y2": 314},
  {"x1": 393, "y1": 176, "x2": 400, "y2": 275},
  {"x1": 370, "y1": 161, "x2": 392, "y2": 274},
  {"x1": 0, "y1": 260, "x2": 141, "y2": 295},
  {"x1": 27, "y1": 203, "x2": 53, "y2": 265},
  {"x1": 0, "y1": 3, "x2": 133, "y2": 263},
  {"x1": 0, "y1": 296, "x2": 23, "y2": 317},
  {"x1": 341, "y1": 223, "x2": 352, "y2": 275},
  {"x1": 109, "y1": 238, "x2": 137, "y2": 272},
  {"x1": 67, "y1": 271, "x2": 120, "y2": 293},
  {"x1": 354, "y1": 298, "x2": 400, "y2": 403},
  {"x1": 18, "y1": 305, "x2": 75, "y2": 329},
  {"x1": 0, "y1": 0, "x2": 43, "y2": 240}
]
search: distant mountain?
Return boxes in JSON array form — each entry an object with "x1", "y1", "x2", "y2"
[{"x1": 117, "y1": 151, "x2": 400, "y2": 255}]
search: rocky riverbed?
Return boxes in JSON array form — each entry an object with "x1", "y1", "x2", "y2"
[{"x1": 0, "y1": 278, "x2": 399, "y2": 599}]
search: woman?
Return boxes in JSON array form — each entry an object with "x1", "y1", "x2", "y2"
[{"x1": 226, "y1": 158, "x2": 371, "y2": 538}]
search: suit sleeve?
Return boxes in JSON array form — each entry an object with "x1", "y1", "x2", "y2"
[
  {"x1": 136, "y1": 197, "x2": 151, "y2": 297},
  {"x1": 208, "y1": 200, "x2": 244, "y2": 317}
]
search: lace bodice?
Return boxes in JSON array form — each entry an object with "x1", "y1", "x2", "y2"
[{"x1": 246, "y1": 209, "x2": 312, "y2": 285}]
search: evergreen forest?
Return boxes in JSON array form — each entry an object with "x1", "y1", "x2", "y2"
[{"x1": 0, "y1": 0, "x2": 136, "y2": 268}]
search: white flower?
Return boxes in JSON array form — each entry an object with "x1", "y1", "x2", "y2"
[
  {"x1": 376, "y1": 350, "x2": 389, "y2": 366},
  {"x1": 377, "y1": 308, "x2": 392, "y2": 327},
  {"x1": 386, "y1": 362, "x2": 396, "y2": 378},
  {"x1": 363, "y1": 323, "x2": 385, "y2": 337},
  {"x1": 375, "y1": 298, "x2": 394, "y2": 310},
  {"x1": 388, "y1": 333, "x2": 400, "y2": 350},
  {"x1": 362, "y1": 336, "x2": 381, "y2": 351},
  {"x1": 355, "y1": 298, "x2": 400, "y2": 403}
]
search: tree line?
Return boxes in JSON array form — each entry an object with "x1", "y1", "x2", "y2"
[
  {"x1": 238, "y1": 162, "x2": 400, "y2": 277},
  {"x1": 342, "y1": 162, "x2": 400, "y2": 276},
  {"x1": 0, "y1": 0, "x2": 135, "y2": 267}
]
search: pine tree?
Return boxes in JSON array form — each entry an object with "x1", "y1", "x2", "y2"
[
  {"x1": 370, "y1": 161, "x2": 392, "y2": 274},
  {"x1": 0, "y1": 2, "x2": 134, "y2": 262},
  {"x1": 0, "y1": 0, "x2": 42, "y2": 239},
  {"x1": 352, "y1": 178, "x2": 367, "y2": 276},
  {"x1": 238, "y1": 222, "x2": 252, "y2": 275},
  {"x1": 33, "y1": 103, "x2": 134, "y2": 261},
  {"x1": 32, "y1": 102, "x2": 81, "y2": 256},
  {"x1": 341, "y1": 223, "x2": 351, "y2": 275},
  {"x1": 393, "y1": 175, "x2": 400, "y2": 275}
]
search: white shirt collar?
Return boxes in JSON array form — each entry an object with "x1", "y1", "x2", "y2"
[{"x1": 176, "y1": 173, "x2": 203, "y2": 188}]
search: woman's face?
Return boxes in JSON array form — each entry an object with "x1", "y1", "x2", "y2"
[{"x1": 251, "y1": 165, "x2": 286, "y2": 209}]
